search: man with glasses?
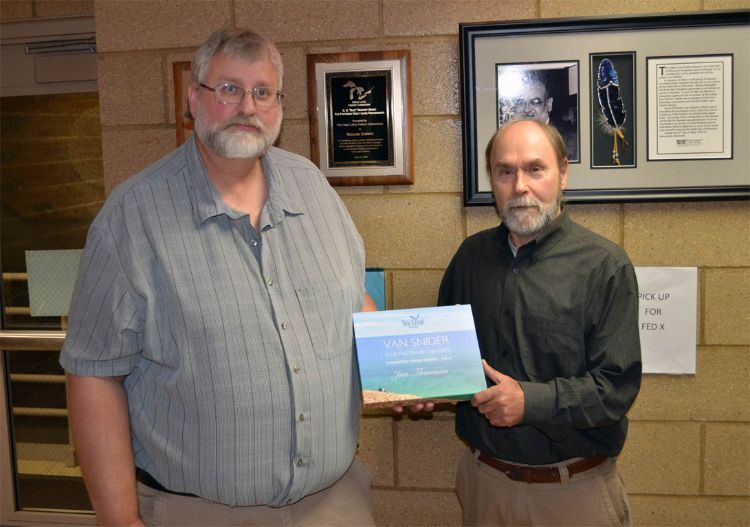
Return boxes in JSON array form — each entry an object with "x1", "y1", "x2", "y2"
[
  {"x1": 499, "y1": 70, "x2": 579, "y2": 162},
  {"x1": 61, "y1": 27, "x2": 375, "y2": 526}
]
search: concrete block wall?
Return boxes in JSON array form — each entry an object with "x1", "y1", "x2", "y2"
[
  {"x1": 4, "y1": 1, "x2": 747, "y2": 525},
  {"x1": 0, "y1": 0, "x2": 94, "y2": 20}
]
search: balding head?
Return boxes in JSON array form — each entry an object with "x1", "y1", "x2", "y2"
[{"x1": 485, "y1": 119, "x2": 568, "y2": 177}]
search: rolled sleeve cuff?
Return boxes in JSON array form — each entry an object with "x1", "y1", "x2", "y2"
[{"x1": 59, "y1": 353, "x2": 137, "y2": 377}]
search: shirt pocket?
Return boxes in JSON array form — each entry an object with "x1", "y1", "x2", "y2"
[
  {"x1": 295, "y1": 278, "x2": 354, "y2": 360},
  {"x1": 520, "y1": 314, "x2": 583, "y2": 381}
]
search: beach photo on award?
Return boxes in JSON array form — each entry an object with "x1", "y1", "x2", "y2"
[{"x1": 353, "y1": 305, "x2": 487, "y2": 408}]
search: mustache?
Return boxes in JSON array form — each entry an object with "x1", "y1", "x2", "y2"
[
  {"x1": 506, "y1": 197, "x2": 542, "y2": 209},
  {"x1": 224, "y1": 116, "x2": 266, "y2": 131}
]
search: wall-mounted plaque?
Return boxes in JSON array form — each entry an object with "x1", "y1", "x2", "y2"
[
  {"x1": 307, "y1": 50, "x2": 414, "y2": 186},
  {"x1": 173, "y1": 61, "x2": 193, "y2": 146}
]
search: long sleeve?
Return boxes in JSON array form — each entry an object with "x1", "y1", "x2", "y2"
[{"x1": 520, "y1": 264, "x2": 642, "y2": 438}]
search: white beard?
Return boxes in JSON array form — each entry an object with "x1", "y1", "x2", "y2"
[
  {"x1": 499, "y1": 193, "x2": 560, "y2": 239},
  {"x1": 193, "y1": 108, "x2": 282, "y2": 159}
]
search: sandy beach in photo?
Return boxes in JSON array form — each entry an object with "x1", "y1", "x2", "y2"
[{"x1": 362, "y1": 389, "x2": 425, "y2": 409}]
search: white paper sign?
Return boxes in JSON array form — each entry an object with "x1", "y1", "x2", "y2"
[{"x1": 635, "y1": 267, "x2": 697, "y2": 374}]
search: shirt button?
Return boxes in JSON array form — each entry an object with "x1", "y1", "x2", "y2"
[
  {"x1": 296, "y1": 458, "x2": 304, "y2": 467},
  {"x1": 503, "y1": 309, "x2": 510, "y2": 315},
  {"x1": 298, "y1": 414, "x2": 305, "y2": 422},
  {"x1": 281, "y1": 321, "x2": 288, "y2": 330},
  {"x1": 250, "y1": 239, "x2": 258, "y2": 247},
  {"x1": 512, "y1": 267, "x2": 519, "y2": 274},
  {"x1": 502, "y1": 349, "x2": 509, "y2": 357},
  {"x1": 293, "y1": 366, "x2": 300, "y2": 373},
  {"x1": 267, "y1": 278, "x2": 274, "y2": 287}
]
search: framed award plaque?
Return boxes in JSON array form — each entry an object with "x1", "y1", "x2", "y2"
[{"x1": 307, "y1": 50, "x2": 414, "y2": 186}]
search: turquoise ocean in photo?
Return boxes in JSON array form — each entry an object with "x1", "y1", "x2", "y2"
[{"x1": 355, "y1": 329, "x2": 487, "y2": 399}]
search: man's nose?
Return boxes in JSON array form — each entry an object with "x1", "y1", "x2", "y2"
[
  {"x1": 514, "y1": 172, "x2": 529, "y2": 193},
  {"x1": 238, "y1": 90, "x2": 258, "y2": 114}
]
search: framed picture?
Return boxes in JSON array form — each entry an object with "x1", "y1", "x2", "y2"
[
  {"x1": 173, "y1": 61, "x2": 193, "y2": 146},
  {"x1": 460, "y1": 11, "x2": 749, "y2": 205},
  {"x1": 307, "y1": 50, "x2": 414, "y2": 186},
  {"x1": 496, "y1": 61, "x2": 580, "y2": 163},
  {"x1": 590, "y1": 52, "x2": 636, "y2": 169}
]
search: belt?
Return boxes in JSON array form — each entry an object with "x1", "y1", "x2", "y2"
[
  {"x1": 136, "y1": 467, "x2": 198, "y2": 497},
  {"x1": 471, "y1": 448, "x2": 606, "y2": 484}
]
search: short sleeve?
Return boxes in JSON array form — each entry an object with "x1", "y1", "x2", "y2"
[{"x1": 59, "y1": 223, "x2": 144, "y2": 377}]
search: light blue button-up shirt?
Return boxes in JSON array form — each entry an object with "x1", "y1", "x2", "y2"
[{"x1": 61, "y1": 136, "x2": 365, "y2": 506}]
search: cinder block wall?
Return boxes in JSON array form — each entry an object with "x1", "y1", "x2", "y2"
[{"x1": 4, "y1": 1, "x2": 747, "y2": 525}]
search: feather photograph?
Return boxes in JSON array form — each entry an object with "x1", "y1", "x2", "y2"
[{"x1": 590, "y1": 52, "x2": 636, "y2": 168}]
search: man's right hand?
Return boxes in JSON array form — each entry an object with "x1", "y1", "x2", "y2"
[{"x1": 471, "y1": 360, "x2": 525, "y2": 427}]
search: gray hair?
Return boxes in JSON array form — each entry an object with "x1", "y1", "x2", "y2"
[{"x1": 191, "y1": 27, "x2": 283, "y2": 88}]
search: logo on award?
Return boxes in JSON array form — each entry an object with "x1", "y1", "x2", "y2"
[
  {"x1": 343, "y1": 80, "x2": 374, "y2": 101},
  {"x1": 401, "y1": 314, "x2": 424, "y2": 329}
]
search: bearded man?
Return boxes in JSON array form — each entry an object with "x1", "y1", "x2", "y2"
[
  {"x1": 438, "y1": 119, "x2": 641, "y2": 526},
  {"x1": 61, "y1": 27, "x2": 375, "y2": 526}
]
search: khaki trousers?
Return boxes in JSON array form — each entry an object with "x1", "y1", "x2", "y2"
[
  {"x1": 137, "y1": 459, "x2": 374, "y2": 527},
  {"x1": 455, "y1": 448, "x2": 631, "y2": 527}
]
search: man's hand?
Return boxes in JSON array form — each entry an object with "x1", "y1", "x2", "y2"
[
  {"x1": 392, "y1": 401, "x2": 435, "y2": 414},
  {"x1": 471, "y1": 360, "x2": 524, "y2": 427},
  {"x1": 361, "y1": 293, "x2": 378, "y2": 312}
]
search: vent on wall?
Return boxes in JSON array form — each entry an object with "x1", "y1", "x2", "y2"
[{"x1": 0, "y1": 16, "x2": 97, "y2": 97}]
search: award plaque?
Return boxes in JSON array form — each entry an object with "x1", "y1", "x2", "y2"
[
  {"x1": 307, "y1": 50, "x2": 414, "y2": 186},
  {"x1": 353, "y1": 305, "x2": 487, "y2": 409}
]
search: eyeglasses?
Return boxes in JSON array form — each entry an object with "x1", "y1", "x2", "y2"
[
  {"x1": 510, "y1": 97, "x2": 546, "y2": 111},
  {"x1": 199, "y1": 82, "x2": 284, "y2": 108}
]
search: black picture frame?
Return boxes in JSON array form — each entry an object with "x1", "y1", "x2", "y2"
[{"x1": 460, "y1": 11, "x2": 750, "y2": 205}]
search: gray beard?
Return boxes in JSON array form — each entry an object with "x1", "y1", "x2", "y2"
[
  {"x1": 207, "y1": 127, "x2": 274, "y2": 158},
  {"x1": 194, "y1": 113, "x2": 281, "y2": 159},
  {"x1": 499, "y1": 195, "x2": 560, "y2": 239}
]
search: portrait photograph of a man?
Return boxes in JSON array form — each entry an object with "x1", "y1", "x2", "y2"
[{"x1": 496, "y1": 62, "x2": 580, "y2": 162}]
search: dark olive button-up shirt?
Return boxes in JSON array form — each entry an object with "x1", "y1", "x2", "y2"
[{"x1": 438, "y1": 211, "x2": 641, "y2": 464}]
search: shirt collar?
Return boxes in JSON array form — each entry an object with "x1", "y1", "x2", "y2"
[
  {"x1": 186, "y1": 137, "x2": 306, "y2": 227},
  {"x1": 259, "y1": 151, "x2": 305, "y2": 229}
]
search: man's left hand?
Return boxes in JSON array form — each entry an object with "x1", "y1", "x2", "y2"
[
  {"x1": 393, "y1": 401, "x2": 435, "y2": 414},
  {"x1": 471, "y1": 360, "x2": 524, "y2": 427}
]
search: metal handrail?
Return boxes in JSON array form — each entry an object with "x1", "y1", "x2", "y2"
[
  {"x1": 10, "y1": 373, "x2": 65, "y2": 383},
  {"x1": 13, "y1": 407, "x2": 68, "y2": 417},
  {"x1": 0, "y1": 330, "x2": 66, "y2": 351},
  {"x1": 0, "y1": 329, "x2": 77, "y2": 470},
  {"x1": 1, "y1": 272, "x2": 27, "y2": 281},
  {"x1": 5, "y1": 307, "x2": 32, "y2": 316},
  {"x1": 1, "y1": 330, "x2": 68, "y2": 416}
]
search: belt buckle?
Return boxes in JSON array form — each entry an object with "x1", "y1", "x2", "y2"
[{"x1": 505, "y1": 466, "x2": 527, "y2": 482}]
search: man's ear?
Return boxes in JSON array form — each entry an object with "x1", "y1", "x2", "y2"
[
  {"x1": 546, "y1": 97, "x2": 554, "y2": 113},
  {"x1": 187, "y1": 83, "x2": 199, "y2": 119},
  {"x1": 560, "y1": 158, "x2": 569, "y2": 190}
]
